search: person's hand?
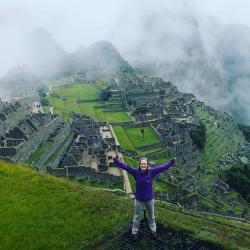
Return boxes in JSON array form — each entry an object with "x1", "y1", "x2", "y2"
[{"x1": 173, "y1": 157, "x2": 177, "y2": 164}]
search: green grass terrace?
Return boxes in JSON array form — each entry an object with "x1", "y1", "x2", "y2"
[
  {"x1": 194, "y1": 105, "x2": 245, "y2": 172},
  {"x1": 47, "y1": 81, "x2": 132, "y2": 123},
  {"x1": 112, "y1": 125, "x2": 170, "y2": 162}
]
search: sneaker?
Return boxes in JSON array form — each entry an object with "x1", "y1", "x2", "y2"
[
  {"x1": 132, "y1": 233, "x2": 138, "y2": 241},
  {"x1": 151, "y1": 232, "x2": 157, "y2": 239}
]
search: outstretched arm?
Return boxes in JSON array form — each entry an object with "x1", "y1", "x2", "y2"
[
  {"x1": 151, "y1": 158, "x2": 176, "y2": 177},
  {"x1": 112, "y1": 156, "x2": 137, "y2": 176}
]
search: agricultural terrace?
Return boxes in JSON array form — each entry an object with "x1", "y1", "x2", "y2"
[{"x1": 47, "y1": 81, "x2": 132, "y2": 122}]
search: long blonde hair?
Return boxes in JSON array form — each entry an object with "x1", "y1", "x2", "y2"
[
  {"x1": 138, "y1": 157, "x2": 150, "y2": 169},
  {"x1": 138, "y1": 157, "x2": 150, "y2": 183}
]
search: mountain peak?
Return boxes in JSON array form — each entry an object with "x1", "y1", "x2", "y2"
[{"x1": 73, "y1": 40, "x2": 133, "y2": 75}]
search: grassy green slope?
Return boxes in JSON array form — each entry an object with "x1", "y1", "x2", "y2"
[
  {"x1": 194, "y1": 105, "x2": 245, "y2": 172},
  {"x1": 124, "y1": 126, "x2": 160, "y2": 148},
  {"x1": 187, "y1": 105, "x2": 248, "y2": 214},
  {"x1": 47, "y1": 82, "x2": 132, "y2": 122},
  {"x1": 0, "y1": 161, "x2": 132, "y2": 250},
  {"x1": 1, "y1": 161, "x2": 249, "y2": 249}
]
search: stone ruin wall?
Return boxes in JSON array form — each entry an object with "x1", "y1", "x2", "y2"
[
  {"x1": 12, "y1": 116, "x2": 63, "y2": 162},
  {"x1": 47, "y1": 165, "x2": 123, "y2": 184}
]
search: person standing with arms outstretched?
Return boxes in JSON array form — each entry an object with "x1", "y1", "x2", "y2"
[{"x1": 112, "y1": 155, "x2": 176, "y2": 241}]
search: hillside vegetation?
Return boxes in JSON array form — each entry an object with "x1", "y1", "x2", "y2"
[
  {"x1": 47, "y1": 81, "x2": 131, "y2": 122},
  {"x1": 0, "y1": 161, "x2": 250, "y2": 250},
  {"x1": 0, "y1": 161, "x2": 132, "y2": 250}
]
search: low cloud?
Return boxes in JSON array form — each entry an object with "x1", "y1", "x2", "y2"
[{"x1": 1, "y1": 0, "x2": 250, "y2": 123}]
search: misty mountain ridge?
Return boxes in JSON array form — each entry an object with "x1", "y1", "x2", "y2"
[
  {"x1": 1, "y1": 14, "x2": 250, "y2": 124},
  {"x1": 23, "y1": 28, "x2": 72, "y2": 79},
  {"x1": 114, "y1": 8, "x2": 227, "y2": 102},
  {"x1": 72, "y1": 40, "x2": 133, "y2": 75},
  {"x1": 111, "y1": 4, "x2": 250, "y2": 124},
  {"x1": 0, "y1": 29, "x2": 133, "y2": 94},
  {"x1": 20, "y1": 29, "x2": 133, "y2": 77},
  {"x1": 0, "y1": 65, "x2": 42, "y2": 96}
]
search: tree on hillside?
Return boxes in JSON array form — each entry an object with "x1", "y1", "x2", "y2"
[
  {"x1": 222, "y1": 163, "x2": 250, "y2": 202},
  {"x1": 99, "y1": 86, "x2": 112, "y2": 101},
  {"x1": 37, "y1": 88, "x2": 49, "y2": 106},
  {"x1": 133, "y1": 106, "x2": 150, "y2": 115},
  {"x1": 238, "y1": 123, "x2": 250, "y2": 142},
  {"x1": 189, "y1": 122, "x2": 206, "y2": 151}
]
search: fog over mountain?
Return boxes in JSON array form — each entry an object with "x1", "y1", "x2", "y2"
[
  {"x1": 0, "y1": 28, "x2": 133, "y2": 95},
  {"x1": 111, "y1": 0, "x2": 250, "y2": 124},
  {"x1": 1, "y1": 0, "x2": 250, "y2": 123}
]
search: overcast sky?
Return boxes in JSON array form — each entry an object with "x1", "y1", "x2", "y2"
[
  {"x1": 1, "y1": 0, "x2": 250, "y2": 76},
  {"x1": 1, "y1": 0, "x2": 250, "y2": 50},
  {"x1": 192, "y1": 0, "x2": 250, "y2": 26},
  {"x1": 0, "y1": 0, "x2": 126, "y2": 51}
]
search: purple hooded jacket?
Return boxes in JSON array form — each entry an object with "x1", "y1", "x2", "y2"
[{"x1": 113, "y1": 157, "x2": 176, "y2": 201}]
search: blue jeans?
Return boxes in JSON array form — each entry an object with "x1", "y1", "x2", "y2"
[{"x1": 132, "y1": 198, "x2": 156, "y2": 234}]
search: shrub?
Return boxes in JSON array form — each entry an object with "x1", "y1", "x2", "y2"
[
  {"x1": 189, "y1": 122, "x2": 206, "y2": 150},
  {"x1": 238, "y1": 123, "x2": 250, "y2": 142},
  {"x1": 99, "y1": 86, "x2": 112, "y2": 101},
  {"x1": 223, "y1": 163, "x2": 250, "y2": 202}
]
